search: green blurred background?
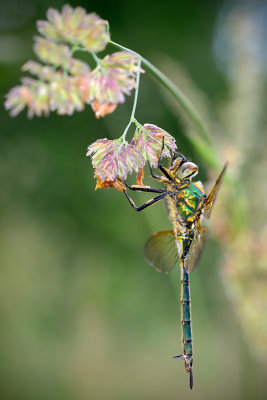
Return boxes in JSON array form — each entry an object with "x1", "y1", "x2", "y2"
[{"x1": 1, "y1": 0, "x2": 267, "y2": 399}]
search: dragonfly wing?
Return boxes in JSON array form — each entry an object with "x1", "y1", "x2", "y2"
[
  {"x1": 184, "y1": 227, "x2": 207, "y2": 273},
  {"x1": 144, "y1": 230, "x2": 180, "y2": 274},
  {"x1": 204, "y1": 163, "x2": 227, "y2": 219}
]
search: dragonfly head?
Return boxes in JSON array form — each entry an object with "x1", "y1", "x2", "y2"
[
  {"x1": 170, "y1": 153, "x2": 198, "y2": 181},
  {"x1": 176, "y1": 161, "x2": 198, "y2": 180}
]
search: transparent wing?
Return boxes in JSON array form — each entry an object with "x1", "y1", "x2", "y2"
[
  {"x1": 144, "y1": 230, "x2": 180, "y2": 274},
  {"x1": 204, "y1": 163, "x2": 227, "y2": 219},
  {"x1": 184, "y1": 227, "x2": 207, "y2": 273}
]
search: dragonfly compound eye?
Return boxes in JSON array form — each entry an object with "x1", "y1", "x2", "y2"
[{"x1": 177, "y1": 162, "x2": 198, "y2": 180}]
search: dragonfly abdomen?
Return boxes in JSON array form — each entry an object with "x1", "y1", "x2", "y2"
[{"x1": 181, "y1": 268, "x2": 193, "y2": 385}]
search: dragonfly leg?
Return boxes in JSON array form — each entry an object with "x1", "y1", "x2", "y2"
[
  {"x1": 148, "y1": 162, "x2": 169, "y2": 182},
  {"x1": 171, "y1": 151, "x2": 187, "y2": 165},
  {"x1": 157, "y1": 137, "x2": 173, "y2": 181},
  {"x1": 124, "y1": 191, "x2": 168, "y2": 211},
  {"x1": 124, "y1": 181, "x2": 165, "y2": 193}
]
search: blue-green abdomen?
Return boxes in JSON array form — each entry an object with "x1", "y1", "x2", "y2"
[{"x1": 181, "y1": 270, "x2": 193, "y2": 356}]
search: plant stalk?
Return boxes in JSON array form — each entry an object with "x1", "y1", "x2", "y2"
[{"x1": 109, "y1": 40, "x2": 212, "y2": 146}]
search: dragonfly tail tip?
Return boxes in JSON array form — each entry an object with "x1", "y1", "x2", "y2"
[{"x1": 190, "y1": 370, "x2": 193, "y2": 389}]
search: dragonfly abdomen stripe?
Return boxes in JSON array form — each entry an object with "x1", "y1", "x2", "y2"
[{"x1": 181, "y1": 269, "x2": 193, "y2": 359}]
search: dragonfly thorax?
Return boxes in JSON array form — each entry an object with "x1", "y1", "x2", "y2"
[{"x1": 175, "y1": 182, "x2": 206, "y2": 224}]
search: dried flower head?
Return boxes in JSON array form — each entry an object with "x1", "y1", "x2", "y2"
[
  {"x1": 87, "y1": 138, "x2": 145, "y2": 190},
  {"x1": 34, "y1": 36, "x2": 71, "y2": 67},
  {"x1": 132, "y1": 123, "x2": 177, "y2": 167},
  {"x1": 90, "y1": 100, "x2": 117, "y2": 119},
  {"x1": 5, "y1": 85, "x2": 33, "y2": 117},
  {"x1": 79, "y1": 52, "x2": 142, "y2": 118},
  {"x1": 94, "y1": 174, "x2": 126, "y2": 192},
  {"x1": 32, "y1": 36, "x2": 90, "y2": 76},
  {"x1": 87, "y1": 122, "x2": 177, "y2": 191},
  {"x1": 5, "y1": 70, "x2": 86, "y2": 118},
  {"x1": 37, "y1": 5, "x2": 109, "y2": 52},
  {"x1": 22, "y1": 61, "x2": 60, "y2": 81},
  {"x1": 48, "y1": 76, "x2": 84, "y2": 115},
  {"x1": 4, "y1": 79, "x2": 50, "y2": 118},
  {"x1": 5, "y1": 4, "x2": 143, "y2": 120}
]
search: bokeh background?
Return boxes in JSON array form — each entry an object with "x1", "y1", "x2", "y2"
[{"x1": 1, "y1": 0, "x2": 267, "y2": 399}]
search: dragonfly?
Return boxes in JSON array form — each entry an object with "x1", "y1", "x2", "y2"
[{"x1": 123, "y1": 140, "x2": 227, "y2": 389}]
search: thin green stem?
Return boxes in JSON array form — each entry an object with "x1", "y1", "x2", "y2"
[
  {"x1": 109, "y1": 40, "x2": 138, "y2": 57},
  {"x1": 130, "y1": 58, "x2": 141, "y2": 121},
  {"x1": 132, "y1": 118, "x2": 143, "y2": 131},
  {"x1": 70, "y1": 43, "x2": 80, "y2": 55},
  {"x1": 106, "y1": 21, "x2": 110, "y2": 37},
  {"x1": 121, "y1": 57, "x2": 142, "y2": 143},
  {"x1": 91, "y1": 52, "x2": 101, "y2": 67},
  {"x1": 71, "y1": 45, "x2": 86, "y2": 53},
  {"x1": 109, "y1": 40, "x2": 213, "y2": 146}
]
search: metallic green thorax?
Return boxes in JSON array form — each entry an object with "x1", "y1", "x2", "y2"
[{"x1": 176, "y1": 183, "x2": 204, "y2": 222}]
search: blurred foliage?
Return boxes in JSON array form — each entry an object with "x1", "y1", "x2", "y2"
[{"x1": 1, "y1": 0, "x2": 267, "y2": 400}]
